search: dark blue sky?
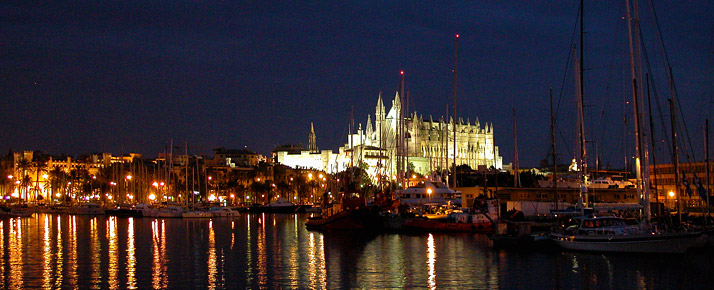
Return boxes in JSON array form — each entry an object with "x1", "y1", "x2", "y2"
[{"x1": 2, "y1": 1, "x2": 712, "y2": 168}]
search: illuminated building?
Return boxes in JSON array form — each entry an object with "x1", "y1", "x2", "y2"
[{"x1": 275, "y1": 92, "x2": 503, "y2": 182}]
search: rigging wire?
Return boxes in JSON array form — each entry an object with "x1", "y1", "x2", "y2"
[
  {"x1": 549, "y1": 2, "x2": 582, "y2": 164},
  {"x1": 647, "y1": 0, "x2": 699, "y2": 164}
]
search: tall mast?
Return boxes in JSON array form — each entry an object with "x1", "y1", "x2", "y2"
[
  {"x1": 452, "y1": 34, "x2": 459, "y2": 188},
  {"x1": 706, "y1": 119, "x2": 711, "y2": 223},
  {"x1": 646, "y1": 75, "x2": 662, "y2": 218},
  {"x1": 513, "y1": 108, "x2": 520, "y2": 187},
  {"x1": 550, "y1": 85, "x2": 558, "y2": 210},
  {"x1": 398, "y1": 71, "x2": 405, "y2": 189},
  {"x1": 627, "y1": 0, "x2": 650, "y2": 222},
  {"x1": 574, "y1": 45, "x2": 588, "y2": 213},
  {"x1": 670, "y1": 99, "x2": 682, "y2": 224}
]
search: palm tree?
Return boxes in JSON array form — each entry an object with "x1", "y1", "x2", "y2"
[
  {"x1": 19, "y1": 175, "x2": 32, "y2": 202},
  {"x1": 47, "y1": 166, "x2": 66, "y2": 202},
  {"x1": 32, "y1": 158, "x2": 48, "y2": 202},
  {"x1": 15, "y1": 158, "x2": 32, "y2": 202}
]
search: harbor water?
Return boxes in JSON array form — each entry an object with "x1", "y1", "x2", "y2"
[{"x1": 1, "y1": 213, "x2": 713, "y2": 289}]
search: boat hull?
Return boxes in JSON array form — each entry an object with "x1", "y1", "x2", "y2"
[
  {"x1": 551, "y1": 232, "x2": 705, "y2": 254},
  {"x1": 305, "y1": 209, "x2": 383, "y2": 231}
]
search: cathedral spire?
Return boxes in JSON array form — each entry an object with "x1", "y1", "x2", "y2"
[
  {"x1": 376, "y1": 91, "x2": 385, "y2": 121},
  {"x1": 309, "y1": 122, "x2": 318, "y2": 153},
  {"x1": 366, "y1": 114, "x2": 373, "y2": 143}
]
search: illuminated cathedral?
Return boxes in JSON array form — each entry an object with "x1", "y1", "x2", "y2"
[{"x1": 275, "y1": 92, "x2": 503, "y2": 182}]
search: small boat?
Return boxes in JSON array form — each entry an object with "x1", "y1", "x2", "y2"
[
  {"x1": 209, "y1": 207, "x2": 240, "y2": 217},
  {"x1": 249, "y1": 198, "x2": 299, "y2": 213},
  {"x1": 401, "y1": 198, "x2": 499, "y2": 233},
  {"x1": 105, "y1": 204, "x2": 143, "y2": 217},
  {"x1": 305, "y1": 195, "x2": 385, "y2": 231},
  {"x1": 550, "y1": 215, "x2": 705, "y2": 254},
  {"x1": 157, "y1": 206, "x2": 185, "y2": 218}
]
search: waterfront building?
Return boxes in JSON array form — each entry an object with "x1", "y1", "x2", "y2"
[
  {"x1": 649, "y1": 161, "x2": 713, "y2": 211},
  {"x1": 275, "y1": 92, "x2": 503, "y2": 183}
]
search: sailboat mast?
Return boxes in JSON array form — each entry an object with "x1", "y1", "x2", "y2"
[
  {"x1": 706, "y1": 119, "x2": 711, "y2": 222},
  {"x1": 646, "y1": 75, "x2": 662, "y2": 218},
  {"x1": 513, "y1": 108, "x2": 520, "y2": 187},
  {"x1": 399, "y1": 71, "x2": 405, "y2": 189},
  {"x1": 550, "y1": 85, "x2": 558, "y2": 210},
  {"x1": 574, "y1": 45, "x2": 588, "y2": 213},
  {"x1": 452, "y1": 34, "x2": 459, "y2": 189},
  {"x1": 627, "y1": 0, "x2": 651, "y2": 222},
  {"x1": 670, "y1": 99, "x2": 682, "y2": 224}
]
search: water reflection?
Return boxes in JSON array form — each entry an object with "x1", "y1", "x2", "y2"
[
  {"x1": 427, "y1": 233, "x2": 436, "y2": 289},
  {"x1": 0, "y1": 221, "x2": 4, "y2": 284},
  {"x1": 257, "y1": 213, "x2": 268, "y2": 287},
  {"x1": 55, "y1": 216, "x2": 63, "y2": 288},
  {"x1": 42, "y1": 215, "x2": 51, "y2": 289},
  {"x1": 107, "y1": 216, "x2": 119, "y2": 290},
  {"x1": 152, "y1": 219, "x2": 168, "y2": 289},
  {"x1": 2, "y1": 214, "x2": 713, "y2": 289},
  {"x1": 306, "y1": 232, "x2": 326, "y2": 289},
  {"x1": 90, "y1": 217, "x2": 101, "y2": 288},
  {"x1": 9, "y1": 218, "x2": 24, "y2": 289},
  {"x1": 69, "y1": 215, "x2": 78, "y2": 288},
  {"x1": 207, "y1": 220, "x2": 218, "y2": 289},
  {"x1": 127, "y1": 218, "x2": 137, "y2": 289}
]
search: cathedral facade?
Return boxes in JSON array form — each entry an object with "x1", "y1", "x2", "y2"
[{"x1": 275, "y1": 92, "x2": 503, "y2": 183}]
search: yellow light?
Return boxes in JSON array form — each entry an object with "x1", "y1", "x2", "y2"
[
  {"x1": 257, "y1": 178, "x2": 261, "y2": 182},
  {"x1": 55, "y1": 193, "x2": 61, "y2": 198},
  {"x1": 318, "y1": 173, "x2": 323, "y2": 179},
  {"x1": 427, "y1": 188, "x2": 433, "y2": 194},
  {"x1": 148, "y1": 193, "x2": 156, "y2": 201},
  {"x1": 308, "y1": 173, "x2": 313, "y2": 179},
  {"x1": 230, "y1": 194, "x2": 235, "y2": 198},
  {"x1": 126, "y1": 175, "x2": 132, "y2": 180},
  {"x1": 42, "y1": 174, "x2": 48, "y2": 179},
  {"x1": 208, "y1": 194, "x2": 216, "y2": 201},
  {"x1": 152, "y1": 182, "x2": 159, "y2": 187},
  {"x1": 108, "y1": 195, "x2": 113, "y2": 200},
  {"x1": 668, "y1": 191, "x2": 675, "y2": 197},
  {"x1": 412, "y1": 175, "x2": 416, "y2": 179}
]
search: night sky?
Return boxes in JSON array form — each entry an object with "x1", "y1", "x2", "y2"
[{"x1": 2, "y1": 1, "x2": 712, "y2": 168}]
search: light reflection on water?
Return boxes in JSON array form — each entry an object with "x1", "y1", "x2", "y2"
[{"x1": 0, "y1": 213, "x2": 713, "y2": 289}]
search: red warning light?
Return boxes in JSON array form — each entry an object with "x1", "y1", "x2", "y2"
[
  {"x1": 400, "y1": 71, "x2": 404, "y2": 75},
  {"x1": 456, "y1": 34, "x2": 460, "y2": 38}
]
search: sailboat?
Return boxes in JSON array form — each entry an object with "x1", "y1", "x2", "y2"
[{"x1": 550, "y1": 0, "x2": 704, "y2": 253}]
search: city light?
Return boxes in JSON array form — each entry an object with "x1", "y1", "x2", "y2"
[
  {"x1": 148, "y1": 193, "x2": 156, "y2": 201},
  {"x1": 669, "y1": 191, "x2": 675, "y2": 197}
]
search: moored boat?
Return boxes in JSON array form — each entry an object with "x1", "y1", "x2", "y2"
[
  {"x1": 249, "y1": 198, "x2": 299, "y2": 213},
  {"x1": 209, "y1": 206, "x2": 240, "y2": 217},
  {"x1": 550, "y1": 215, "x2": 705, "y2": 253},
  {"x1": 401, "y1": 198, "x2": 499, "y2": 232},
  {"x1": 305, "y1": 195, "x2": 385, "y2": 231}
]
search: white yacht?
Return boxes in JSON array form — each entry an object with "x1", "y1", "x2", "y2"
[
  {"x1": 550, "y1": 215, "x2": 704, "y2": 253},
  {"x1": 397, "y1": 173, "x2": 460, "y2": 206}
]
